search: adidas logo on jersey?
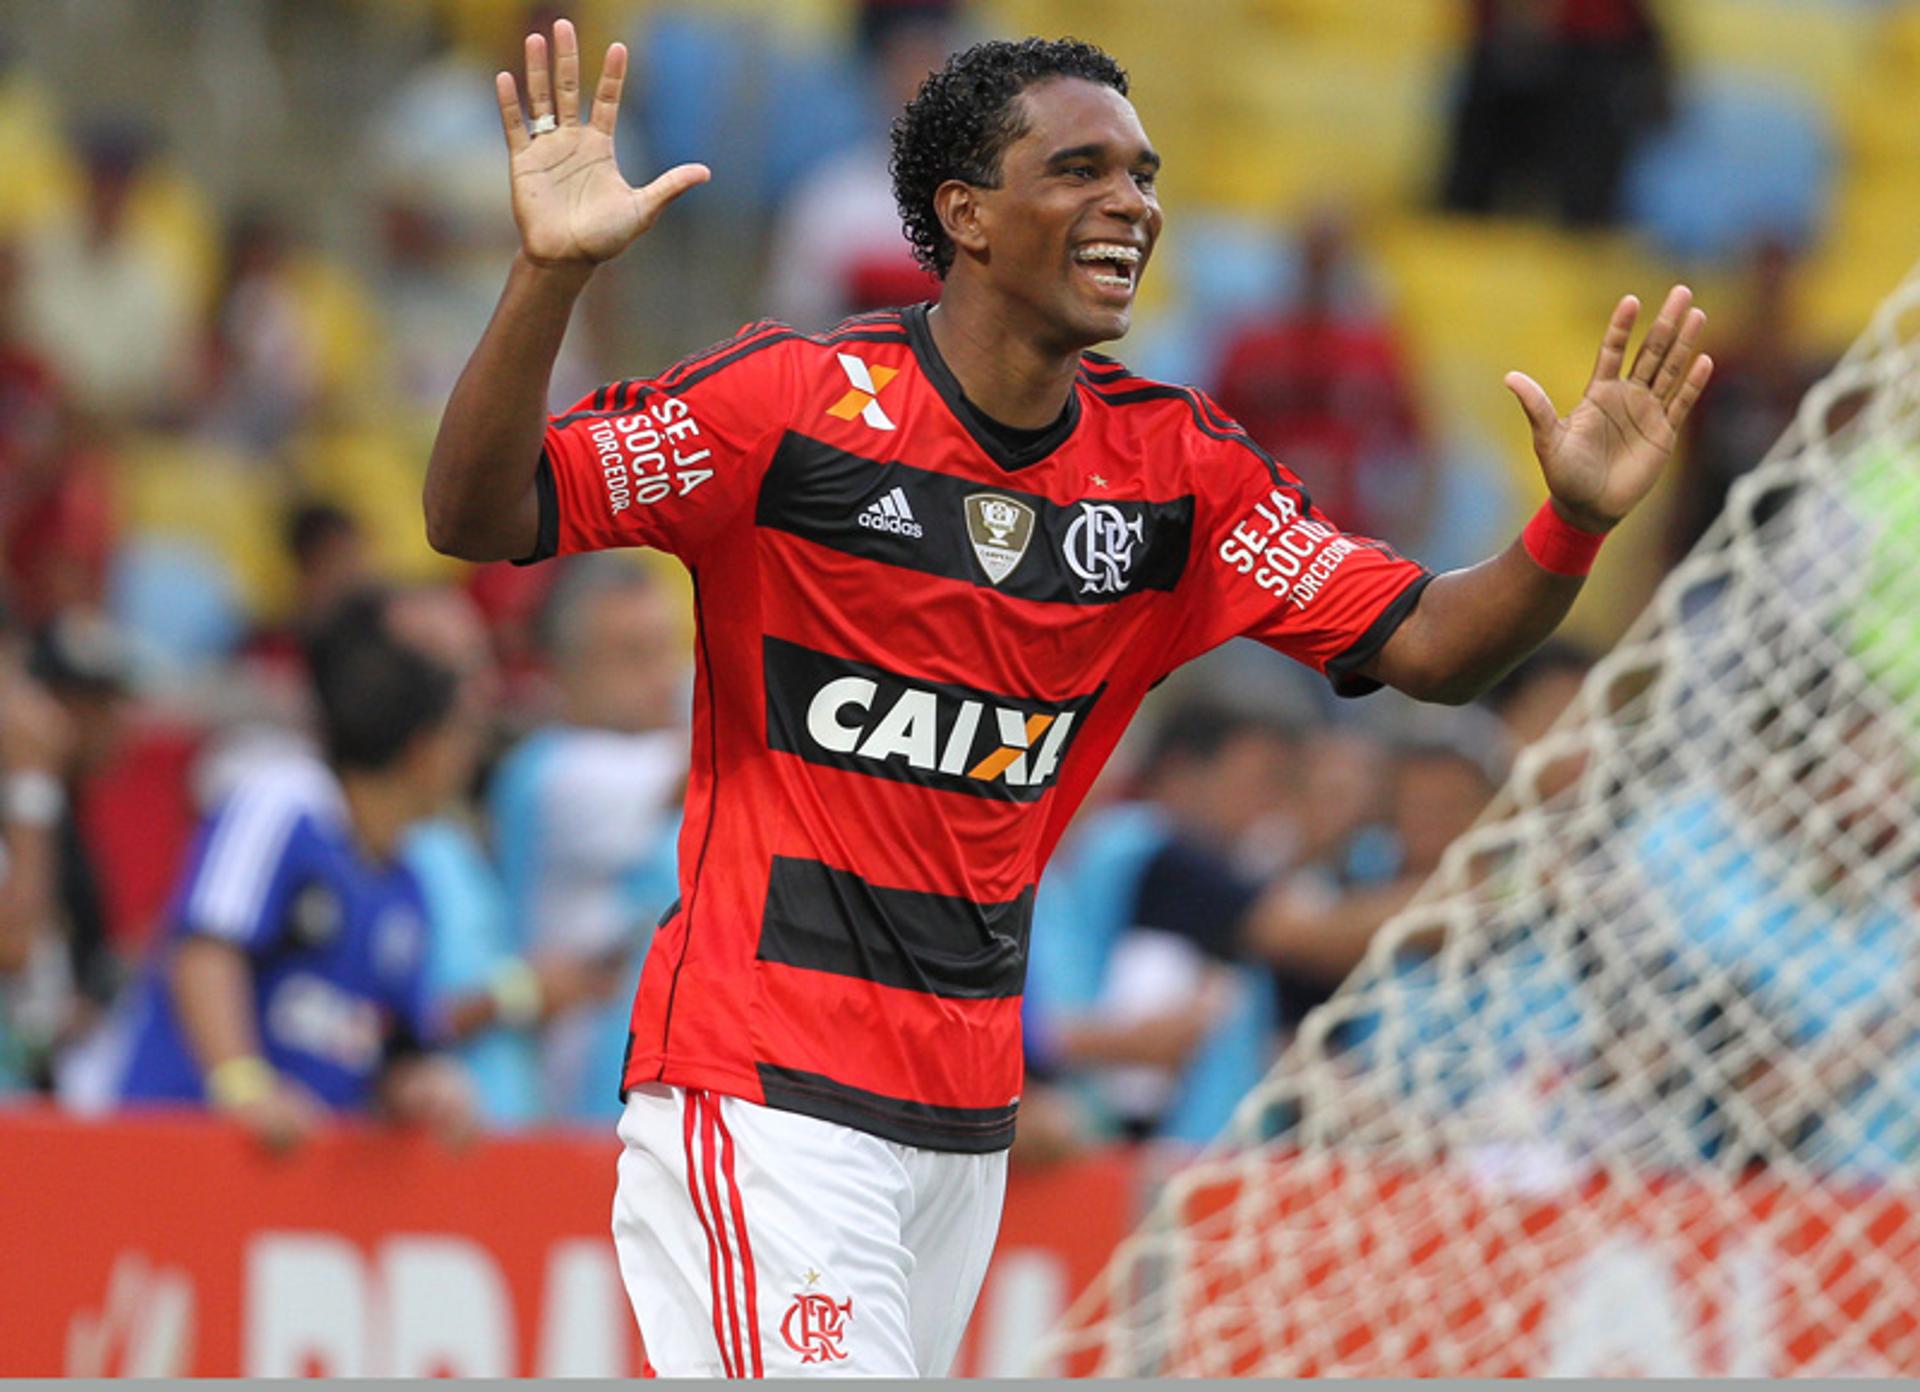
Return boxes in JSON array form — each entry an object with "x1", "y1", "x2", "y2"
[{"x1": 858, "y1": 487, "x2": 924, "y2": 539}]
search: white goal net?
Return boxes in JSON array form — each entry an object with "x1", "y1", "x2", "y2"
[{"x1": 1039, "y1": 264, "x2": 1920, "y2": 1377}]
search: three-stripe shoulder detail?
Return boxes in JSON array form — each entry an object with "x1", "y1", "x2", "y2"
[
  {"x1": 1079, "y1": 371, "x2": 1291, "y2": 491},
  {"x1": 556, "y1": 314, "x2": 913, "y2": 430}
]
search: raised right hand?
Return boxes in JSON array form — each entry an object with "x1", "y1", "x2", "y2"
[{"x1": 496, "y1": 18, "x2": 710, "y2": 268}]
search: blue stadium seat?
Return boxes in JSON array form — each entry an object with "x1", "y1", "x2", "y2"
[
  {"x1": 107, "y1": 535, "x2": 244, "y2": 679},
  {"x1": 1623, "y1": 73, "x2": 1832, "y2": 260},
  {"x1": 632, "y1": 13, "x2": 874, "y2": 212},
  {"x1": 630, "y1": 11, "x2": 764, "y2": 208},
  {"x1": 759, "y1": 41, "x2": 874, "y2": 206}
]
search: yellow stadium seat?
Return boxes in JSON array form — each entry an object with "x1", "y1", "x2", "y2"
[
  {"x1": 1653, "y1": 0, "x2": 1874, "y2": 106},
  {"x1": 286, "y1": 424, "x2": 463, "y2": 589},
  {"x1": 284, "y1": 254, "x2": 388, "y2": 411},
  {"x1": 113, "y1": 437, "x2": 292, "y2": 622},
  {"x1": 0, "y1": 72, "x2": 80, "y2": 236}
]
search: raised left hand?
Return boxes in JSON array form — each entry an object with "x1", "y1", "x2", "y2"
[{"x1": 1505, "y1": 285, "x2": 1713, "y2": 533}]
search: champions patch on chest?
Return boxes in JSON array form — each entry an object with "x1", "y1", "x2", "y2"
[{"x1": 755, "y1": 433, "x2": 1193, "y2": 604}]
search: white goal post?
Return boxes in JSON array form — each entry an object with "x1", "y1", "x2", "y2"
[{"x1": 1038, "y1": 264, "x2": 1920, "y2": 1377}]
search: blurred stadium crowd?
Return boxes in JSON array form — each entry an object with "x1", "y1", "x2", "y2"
[{"x1": 0, "y1": 0, "x2": 1916, "y2": 1160}]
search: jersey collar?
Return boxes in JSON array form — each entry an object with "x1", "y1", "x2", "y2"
[{"x1": 903, "y1": 303, "x2": 1081, "y2": 473}]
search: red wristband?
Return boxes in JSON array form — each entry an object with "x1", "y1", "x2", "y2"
[{"x1": 1522, "y1": 500, "x2": 1607, "y2": 576}]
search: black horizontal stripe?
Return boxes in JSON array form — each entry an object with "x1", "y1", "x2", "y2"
[
  {"x1": 757, "y1": 855, "x2": 1032, "y2": 999},
  {"x1": 755, "y1": 1063, "x2": 1017, "y2": 1152},
  {"x1": 756, "y1": 432, "x2": 1194, "y2": 604}
]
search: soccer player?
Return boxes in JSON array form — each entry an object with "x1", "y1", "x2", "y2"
[{"x1": 424, "y1": 22, "x2": 1712, "y2": 1376}]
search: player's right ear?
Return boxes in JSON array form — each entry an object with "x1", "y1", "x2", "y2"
[{"x1": 935, "y1": 180, "x2": 989, "y2": 262}]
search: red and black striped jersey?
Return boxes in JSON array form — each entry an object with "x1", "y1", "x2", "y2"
[{"x1": 525, "y1": 303, "x2": 1430, "y2": 1151}]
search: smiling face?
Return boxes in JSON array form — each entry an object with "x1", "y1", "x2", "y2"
[{"x1": 945, "y1": 77, "x2": 1163, "y2": 352}]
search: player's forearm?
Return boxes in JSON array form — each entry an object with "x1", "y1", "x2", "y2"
[
  {"x1": 1365, "y1": 529, "x2": 1589, "y2": 705},
  {"x1": 171, "y1": 937, "x2": 268, "y2": 1075},
  {"x1": 424, "y1": 253, "x2": 594, "y2": 561}
]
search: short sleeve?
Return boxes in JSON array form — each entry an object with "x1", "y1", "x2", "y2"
[
  {"x1": 174, "y1": 785, "x2": 309, "y2": 954},
  {"x1": 520, "y1": 323, "x2": 793, "y2": 565},
  {"x1": 1179, "y1": 429, "x2": 1432, "y2": 697}
]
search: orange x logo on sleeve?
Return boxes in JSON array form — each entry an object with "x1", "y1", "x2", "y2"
[{"x1": 828, "y1": 353, "x2": 901, "y2": 431}]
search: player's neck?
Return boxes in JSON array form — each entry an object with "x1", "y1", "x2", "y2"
[
  {"x1": 925, "y1": 293, "x2": 1081, "y2": 430},
  {"x1": 338, "y1": 769, "x2": 419, "y2": 865}
]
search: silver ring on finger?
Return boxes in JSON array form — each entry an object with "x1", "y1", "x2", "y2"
[{"x1": 528, "y1": 113, "x2": 558, "y2": 137}]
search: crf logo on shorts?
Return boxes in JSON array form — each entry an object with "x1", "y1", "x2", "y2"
[
  {"x1": 763, "y1": 637, "x2": 1100, "y2": 803},
  {"x1": 781, "y1": 1290, "x2": 853, "y2": 1364}
]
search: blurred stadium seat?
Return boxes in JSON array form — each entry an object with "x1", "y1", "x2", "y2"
[{"x1": 1623, "y1": 74, "x2": 1831, "y2": 260}]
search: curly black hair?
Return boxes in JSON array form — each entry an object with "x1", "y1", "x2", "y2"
[{"x1": 889, "y1": 37, "x2": 1129, "y2": 279}]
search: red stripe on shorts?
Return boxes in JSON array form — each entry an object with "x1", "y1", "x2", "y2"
[
  {"x1": 714, "y1": 1103, "x2": 764, "y2": 1376},
  {"x1": 700, "y1": 1093, "x2": 749, "y2": 1379},
  {"x1": 683, "y1": 1091, "x2": 736, "y2": 1376}
]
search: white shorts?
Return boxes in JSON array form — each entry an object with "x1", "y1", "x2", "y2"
[{"x1": 611, "y1": 1083, "x2": 1008, "y2": 1377}]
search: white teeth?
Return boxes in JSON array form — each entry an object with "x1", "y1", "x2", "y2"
[{"x1": 1074, "y1": 244, "x2": 1142, "y2": 264}]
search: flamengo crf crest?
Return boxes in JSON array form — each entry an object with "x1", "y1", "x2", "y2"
[{"x1": 965, "y1": 493, "x2": 1035, "y2": 585}]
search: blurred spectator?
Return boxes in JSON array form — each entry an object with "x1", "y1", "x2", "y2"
[
  {"x1": 1253, "y1": 731, "x2": 1502, "y2": 999},
  {"x1": 1485, "y1": 638, "x2": 1593, "y2": 802},
  {"x1": 110, "y1": 607, "x2": 475, "y2": 1152},
  {"x1": 243, "y1": 500, "x2": 374, "y2": 680},
  {"x1": 1439, "y1": 0, "x2": 1670, "y2": 228},
  {"x1": 1032, "y1": 703, "x2": 1292, "y2": 1144},
  {"x1": 0, "y1": 241, "x2": 59, "y2": 463},
  {"x1": 1667, "y1": 239, "x2": 1830, "y2": 567},
  {"x1": 1, "y1": 610, "x2": 135, "y2": 1091},
  {"x1": 1286, "y1": 728, "x2": 1394, "y2": 884},
  {"x1": 0, "y1": 248, "x2": 116, "y2": 628},
  {"x1": 384, "y1": 582, "x2": 625, "y2": 1129},
  {"x1": 1632, "y1": 701, "x2": 1914, "y2": 1172},
  {"x1": 14, "y1": 120, "x2": 196, "y2": 421},
  {"x1": 854, "y1": 0, "x2": 960, "y2": 59},
  {"x1": 0, "y1": 403, "x2": 115, "y2": 632},
  {"x1": 200, "y1": 212, "x2": 326, "y2": 454},
  {"x1": 0, "y1": 609, "x2": 72, "y2": 1095},
  {"x1": 763, "y1": 16, "x2": 948, "y2": 330},
  {"x1": 488, "y1": 556, "x2": 687, "y2": 1121},
  {"x1": 1487, "y1": 639, "x2": 1592, "y2": 752},
  {"x1": 1209, "y1": 213, "x2": 1436, "y2": 547}
]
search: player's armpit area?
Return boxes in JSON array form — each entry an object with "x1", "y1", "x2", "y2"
[{"x1": 1324, "y1": 571, "x2": 1435, "y2": 699}]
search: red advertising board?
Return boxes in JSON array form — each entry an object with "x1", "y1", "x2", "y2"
[
  {"x1": 1159, "y1": 1155, "x2": 1920, "y2": 1377},
  {"x1": 0, "y1": 1108, "x2": 1133, "y2": 1377}
]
